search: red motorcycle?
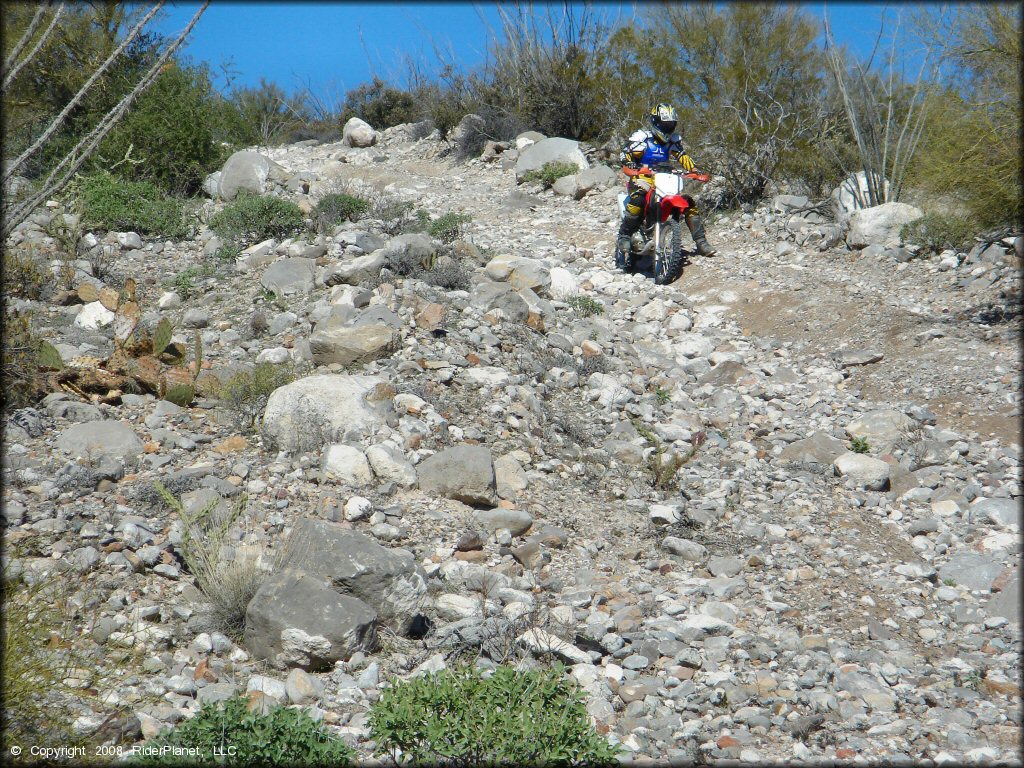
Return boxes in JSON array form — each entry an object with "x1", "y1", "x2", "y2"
[{"x1": 617, "y1": 163, "x2": 710, "y2": 285}]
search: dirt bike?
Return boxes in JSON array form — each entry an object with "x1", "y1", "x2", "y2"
[{"x1": 616, "y1": 163, "x2": 710, "y2": 285}]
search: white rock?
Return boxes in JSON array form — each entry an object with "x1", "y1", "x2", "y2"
[
  {"x1": 343, "y1": 495, "x2": 372, "y2": 522},
  {"x1": 247, "y1": 674, "x2": 287, "y2": 701},
  {"x1": 322, "y1": 444, "x2": 373, "y2": 486},
  {"x1": 74, "y1": 301, "x2": 116, "y2": 330},
  {"x1": 833, "y1": 452, "x2": 891, "y2": 490}
]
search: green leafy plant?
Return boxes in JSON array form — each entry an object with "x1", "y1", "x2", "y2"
[
  {"x1": 655, "y1": 387, "x2": 671, "y2": 406},
  {"x1": 135, "y1": 695, "x2": 355, "y2": 766},
  {"x1": 75, "y1": 173, "x2": 189, "y2": 239},
  {"x1": 428, "y1": 211, "x2": 472, "y2": 244},
  {"x1": 312, "y1": 192, "x2": 371, "y2": 232},
  {"x1": 900, "y1": 213, "x2": 973, "y2": 254},
  {"x1": 367, "y1": 663, "x2": 619, "y2": 766},
  {"x1": 850, "y1": 436, "x2": 870, "y2": 454},
  {"x1": 208, "y1": 191, "x2": 304, "y2": 246},
  {"x1": 520, "y1": 161, "x2": 579, "y2": 188},
  {"x1": 218, "y1": 361, "x2": 298, "y2": 432},
  {"x1": 567, "y1": 295, "x2": 603, "y2": 318},
  {"x1": 165, "y1": 264, "x2": 215, "y2": 300}
]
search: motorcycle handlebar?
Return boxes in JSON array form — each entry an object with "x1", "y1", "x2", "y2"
[{"x1": 623, "y1": 166, "x2": 710, "y2": 183}]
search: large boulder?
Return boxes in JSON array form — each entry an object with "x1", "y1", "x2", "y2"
[
  {"x1": 286, "y1": 519, "x2": 428, "y2": 633},
  {"x1": 515, "y1": 137, "x2": 589, "y2": 183},
  {"x1": 831, "y1": 171, "x2": 890, "y2": 218},
  {"x1": 56, "y1": 421, "x2": 144, "y2": 463},
  {"x1": 846, "y1": 202, "x2": 923, "y2": 249},
  {"x1": 261, "y1": 374, "x2": 390, "y2": 453},
  {"x1": 343, "y1": 117, "x2": 377, "y2": 148},
  {"x1": 243, "y1": 568, "x2": 378, "y2": 670},
  {"x1": 834, "y1": 452, "x2": 891, "y2": 491},
  {"x1": 308, "y1": 324, "x2": 400, "y2": 367},
  {"x1": 778, "y1": 432, "x2": 847, "y2": 465},
  {"x1": 218, "y1": 151, "x2": 289, "y2": 201},
  {"x1": 261, "y1": 258, "x2": 316, "y2": 296},
  {"x1": 417, "y1": 445, "x2": 496, "y2": 505},
  {"x1": 845, "y1": 409, "x2": 915, "y2": 453},
  {"x1": 321, "y1": 252, "x2": 386, "y2": 286}
]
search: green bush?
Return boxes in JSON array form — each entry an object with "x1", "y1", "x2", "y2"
[
  {"x1": 135, "y1": 695, "x2": 355, "y2": 766},
  {"x1": 313, "y1": 192, "x2": 371, "y2": 232},
  {"x1": 900, "y1": 213, "x2": 974, "y2": 254},
  {"x1": 97, "y1": 63, "x2": 231, "y2": 196},
  {"x1": 367, "y1": 663, "x2": 619, "y2": 766},
  {"x1": 76, "y1": 173, "x2": 188, "y2": 239},
  {"x1": 850, "y1": 436, "x2": 870, "y2": 454},
  {"x1": 208, "y1": 192, "x2": 304, "y2": 245},
  {"x1": 521, "y1": 161, "x2": 579, "y2": 188},
  {"x1": 165, "y1": 264, "x2": 216, "y2": 300},
  {"x1": 428, "y1": 212, "x2": 472, "y2": 243},
  {"x1": 341, "y1": 77, "x2": 419, "y2": 130},
  {"x1": 567, "y1": 295, "x2": 604, "y2": 318},
  {"x1": 218, "y1": 361, "x2": 297, "y2": 432},
  {"x1": 3, "y1": 310, "x2": 64, "y2": 412}
]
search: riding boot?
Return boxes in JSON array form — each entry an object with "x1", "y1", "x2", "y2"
[
  {"x1": 685, "y1": 213, "x2": 717, "y2": 257},
  {"x1": 616, "y1": 211, "x2": 642, "y2": 270}
]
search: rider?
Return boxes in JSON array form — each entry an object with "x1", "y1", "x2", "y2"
[{"x1": 616, "y1": 103, "x2": 717, "y2": 269}]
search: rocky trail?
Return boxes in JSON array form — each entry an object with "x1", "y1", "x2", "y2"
[{"x1": 4, "y1": 123, "x2": 1021, "y2": 764}]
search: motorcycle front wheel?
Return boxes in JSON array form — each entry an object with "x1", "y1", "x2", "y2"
[{"x1": 654, "y1": 215, "x2": 684, "y2": 285}]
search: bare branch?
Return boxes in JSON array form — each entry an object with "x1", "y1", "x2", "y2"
[
  {"x1": 3, "y1": 2, "x2": 166, "y2": 185},
  {"x1": 2, "y1": 3, "x2": 66, "y2": 93},
  {"x1": 3, "y1": 2, "x2": 50, "y2": 73}
]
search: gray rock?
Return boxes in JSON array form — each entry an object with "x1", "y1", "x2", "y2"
[
  {"x1": 261, "y1": 374, "x2": 390, "y2": 453},
  {"x1": 417, "y1": 445, "x2": 496, "y2": 505},
  {"x1": 309, "y1": 324, "x2": 400, "y2": 367},
  {"x1": 846, "y1": 202, "x2": 923, "y2": 248},
  {"x1": 779, "y1": 432, "x2": 847, "y2": 465},
  {"x1": 473, "y1": 508, "x2": 533, "y2": 537},
  {"x1": 342, "y1": 117, "x2": 377, "y2": 148},
  {"x1": 846, "y1": 409, "x2": 914, "y2": 451},
  {"x1": 662, "y1": 537, "x2": 706, "y2": 561},
  {"x1": 365, "y1": 442, "x2": 417, "y2": 487},
  {"x1": 287, "y1": 518, "x2": 427, "y2": 633},
  {"x1": 970, "y1": 497, "x2": 1020, "y2": 529},
  {"x1": 243, "y1": 568, "x2": 378, "y2": 671},
  {"x1": 938, "y1": 553, "x2": 1006, "y2": 592},
  {"x1": 322, "y1": 251, "x2": 386, "y2": 286},
  {"x1": 56, "y1": 421, "x2": 144, "y2": 463},
  {"x1": 984, "y1": 571, "x2": 1020, "y2": 623},
  {"x1": 218, "y1": 151, "x2": 288, "y2": 201},
  {"x1": 834, "y1": 452, "x2": 891, "y2": 490},
  {"x1": 261, "y1": 258, "x2": 316, "y2": 296},
  {"x1": 834, "y1": 349, "x2": 883, "y2": 367},
  {"x1": 515, "y1": 137, "x2": 589, "y2": 182}
]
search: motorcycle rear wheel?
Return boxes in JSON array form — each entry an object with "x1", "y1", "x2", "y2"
[{"x1": 654, "y1": 215, "x2": 684, "y2": 285}]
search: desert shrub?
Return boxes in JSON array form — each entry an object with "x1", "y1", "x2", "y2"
[
  {"x1": 76, "y1": 173, "x2": 189, "y2": 239},
  {"x1": 428, "y1": 211, "x2": 472, "y2": 243},
  {"x1": 135, "y1": 695, "x2": 355, "y2": 766},
  {"x1": 521, "y1": 161, "x2": 579, "y2": 188},
  {"x1": 208, "y1": 192, "x2": 304, "y2": 245},
  {"x1": 313, "y1": 192, "x2": 371, "y2": 232},
  {"x1": 422, "y1": 259, "x2": 472, "y2": 291},
  {"x1": 900, "y1": 213, "x2": 973, "y2": 254},
  {"x1": 96, "y1": 62, "x2": 231, "y2": 196},
  {"x1": 3, "y1": 554, "x2": 90, "y2": 748},
  {"x1": 341, "y1": 76, "x2": 419, "y2": 129},
  {"x1": 153, "y1": 482, "x2": 271, "y2": 638},
  {"x1": 3, "y1": 247, "x2": 49, "y2": 299},
  {"x1": 367, "y1": 663, "x2": 619, "y2": 766},
  {"x1": 2, "y1": 310, "x2": 63, "y2": 411},
  {"x1": 850, "y1": 436, "x2": 871, "y2": 454},
  {"x1": 567, "y1": 295, "x2": 603, "y2": 318},
  {"x1": 218, "y1": 362, "x2": 297, "y2": 432}
]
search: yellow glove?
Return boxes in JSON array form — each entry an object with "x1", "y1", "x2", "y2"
[{"x1": 680, "y1": 153, "x2": 696, "y2": 172}]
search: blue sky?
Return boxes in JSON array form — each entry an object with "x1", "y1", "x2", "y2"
[{"x1": 153, "y1": 2, "x2": 931, "y2": 100}]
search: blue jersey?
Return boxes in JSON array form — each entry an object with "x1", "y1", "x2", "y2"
[{"x1": 620, "y1": 129, "x2": 684, "y2": 168}]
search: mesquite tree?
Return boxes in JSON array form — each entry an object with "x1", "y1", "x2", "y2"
[{"x1": 1, "y1": 1, "x2": 209, "y2": 238}]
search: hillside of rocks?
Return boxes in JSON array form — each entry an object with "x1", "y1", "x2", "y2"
[{"x1": 3, "y1": 119, "x2": 1021, "y2": 764}]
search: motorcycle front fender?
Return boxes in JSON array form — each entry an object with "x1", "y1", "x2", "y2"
[{"x1": 659, "y1": 195, "x2": 690, "y2": 220}]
